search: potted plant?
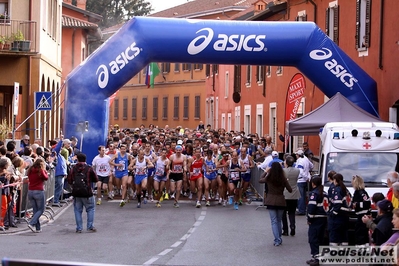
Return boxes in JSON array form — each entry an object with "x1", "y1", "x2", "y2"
[
  {"x1": 11, "y1": 30, "x2": 24, "y2": 51},
  {"x1": 0, "y1": 35, "x2": 5, "y2": 49}
]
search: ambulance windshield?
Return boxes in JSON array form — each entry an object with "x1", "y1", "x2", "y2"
[{"x1": 324, "y1": 152, "x2": 399, "y2": 187}]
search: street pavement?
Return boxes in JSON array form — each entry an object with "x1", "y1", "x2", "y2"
[{"x1": 0, "y1": 197, "x2": 311, "y2": 266}]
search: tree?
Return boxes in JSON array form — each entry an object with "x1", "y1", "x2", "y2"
[{"x1": 86, "y1": 0, "x2": 153, "y2": 29}]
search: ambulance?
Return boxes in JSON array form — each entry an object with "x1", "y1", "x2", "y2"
[{"x1": 318, "y1": 121, "x2": 399, "y2": 196}]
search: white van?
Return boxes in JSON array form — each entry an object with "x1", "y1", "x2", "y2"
[{"x1": 318, "y1": 121, "x2": 399, "y2": 196}]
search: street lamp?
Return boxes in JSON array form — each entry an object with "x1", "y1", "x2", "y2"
[{"x1": 76, "y1": 121, "x2": 89, "y2": 152}]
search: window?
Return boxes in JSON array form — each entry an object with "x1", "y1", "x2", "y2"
[
  {"x1": 256, "y1": 66, "x2": 265, "y2": 83},
  {"x1": 234, "y1": 65, "x2": 241, "y2": 93},
  {"x1": 194, "y1": 64, "x2": 203, "y2": 70},
  {"x1": 246, "y1": 65, "x2": 251, "y2": 85},
  {"x1": 212, "y1": 64, "x2": 219, "y2": 75},
  {"x1": 142, "y1": 97, "x2": 147, "y2": 120},
  {"x1": 225, "y1": 71, "x2": 229, "y2": 98},
  {"x1": 266, "y1": 66, "x2": 271, "y2": 77},
  {"x1": 182, "y1": 63, "x2": 191, "y2": 71},
  {"x1": 132, "y1": 98, "x2": 137, "y2": 119},
  {"x1": 123, "y1": 98, "x2": 128, "y2": 120},
  {"x1": 173, "y1": 96, "x2": 179, "y2": 119},
  {"x1": 326, "y1": 2, "x2": 339, "y2": 44},
  {"x1": 162, "y1": 96, "x2": 168, "y2": 119},
  {"x1": 162, "y1": 63, "x2": 170, "y2": 73},
  {"x1": 296, "y1": 11, "x2": 307, "y2": 21},
  {"x1": 356, "y1": 0, "x2": 371, "y2": 50},
  {"x1": 47, "y1": 0, "x2": 58, "y2": 40},
  {"x1": 174, "y1": 63, "x2": 180, "y2": 72},
  {"x1": 183, "y1": 96, "x2": 189, "y2": 119},
  {"x1": 205, "y1": 64, "x2": 210, "y2": 77},
  {"x1": 194, "y1": 96, "x2": 200, "y2": 119},
  {"x1": 153, "y1": 97, "x2": 158, "y2": 120},
  {"x1": 0, "y1": 2, "x2": 9, "y2": 18},
  {"x1": 276, "y1": 66, "x2": 283, "y2": 75},
  {"x1": 113, "y1": 99, "x2": 119, "y2": 120}
]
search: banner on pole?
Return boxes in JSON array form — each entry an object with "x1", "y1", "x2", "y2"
[{"x1": 13, "y1": 82, "x2": 19, "y2": 116}]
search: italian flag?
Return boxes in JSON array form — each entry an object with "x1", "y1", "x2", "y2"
[{"x1": 145, "y1": 62, "x2": 160, "y2": 88}]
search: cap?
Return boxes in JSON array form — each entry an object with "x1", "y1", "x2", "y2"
[
  {"x1": 295, "y1": 149, "x2": 304, "y2": 156},
  {"x1": 135, "y1": 128, "x2": 140, "y2": 131},
  {"x1": 63, "y1": 139, "x2": 71, "y2": 145},
  {"x1": 272, "y1": 151, "x2": 279, "y2": 157},
  {"x1": 207, "y1": 139, "x2": 212, "y2": 143},
  {"x1": 377, "y1": 199, "x2": 393, "y2": 213},
  {"x1": 177, "y1": 140, "x2": 183, "y2": 145}
]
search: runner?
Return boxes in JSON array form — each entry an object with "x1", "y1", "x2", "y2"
[
  {"x1": 128, "y1": 149, "x2": 154, "y2": 208},
  {"x1": 216, "y1": 149, "x2": 230, "y2": 206},
  {"x1": 169, "y1": 145, "x2": 187, "y2": 208},
  {"x1": 239, "y1": 146, "x2": 254, "y2": 204},
  {"x1": 143, "y1": 141, "x2": 157, "y2": 202},
  {"x1": 203, "y1": 149, "x2": 217, "y2": 206},
  {"x1": 109, "y1": 144, "x2": 131, "y2": 207},
  {"x1": 153, "y1": 148, "x2": 170, "y2": 208},
  {"x1": 228, "y1": 151, "x2": 246, "y2": 210},
  {"x1": 188, "y1": 147, "x2": 205, "y2": 208},
  {"x1": 105, "y1": 143, "x2": 117, "y2": 200},
  {"x1": 92, "y1": 145, "x2": 112, "y2": 205}
]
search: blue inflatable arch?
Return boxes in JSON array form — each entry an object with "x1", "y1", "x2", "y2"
[{"x1": 65, "y1": 17, "x2": 378, "y2": 161}]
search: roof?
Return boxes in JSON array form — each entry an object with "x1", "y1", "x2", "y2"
[
  {"x1": 286, "y1": 92, "x2": 381, "y2": 136},
  {"x1": 150, "y1": 0, "x2": 253, "y2": 18},
  {"x1": 62, "y1": 2, "x2": 102, "y2": 22},
  {"x1": 62, "y1": 15, "x2": 99, "y2": 29}
]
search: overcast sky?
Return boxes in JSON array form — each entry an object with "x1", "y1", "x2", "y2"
[{"x1": 148, "y1": 0, "x2": 193, "y2": 13}]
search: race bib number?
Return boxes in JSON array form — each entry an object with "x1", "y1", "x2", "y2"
[
  {"x1": 117, "y1": 160, "x2": 125, "y2": 171},
  {"x1": 193, "y1": 168, "x2": 201, "y2": 175},
  {"x1": 231, "y1": 171, "x2": 240, "y2": 180},
  {"x1": 173, "y1": 165, "x2": 182, "y2": 172},
  {"x1": 136, "y1": 167, "x2": 146, "y2": 175},
  {"x1": 155, "y1": 167, "x2": 164, "y2": 176},
  {"x1": 99, "y1": 164, "x2": 108, "y2": 174}
]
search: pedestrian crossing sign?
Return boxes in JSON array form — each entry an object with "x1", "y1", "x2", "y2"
[{"x1": 35, "y1": 92, "x2": 52, "y2": 111}]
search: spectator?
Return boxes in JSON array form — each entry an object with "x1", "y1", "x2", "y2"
[
  {"x1": 386, "y1": 171, "x2": 399, "y2": 208},
  {"x1": 52, "y1": 139, "x2": 68, "y2": 207},
  {"x1": 282, "y1": 155, "x2": 300, "y2": 236},
  {"x1": 20, "y1": 135, "x2": 30, "y2": 151},
  {"x1": 67, "y1": 153, "x2": 98, "y2": 233},
  {"x1": 351, "y1": 175, "x2": 371, "y2": 245},
  {"x1": 0, "y1": 158, "x2": 11, "y2": 229},
  {"x1": 302, "y1": 142, "x2": 314, "y2": 160},
  {"x1": 362, "y1": 199, "x2": 393, "y2": 246},
  {"x1": 295, "y1": 149, "x2": 313, "y2": 215}
]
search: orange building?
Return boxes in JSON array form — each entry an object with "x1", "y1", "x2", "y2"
[{"x1": 107, "y1": 0, "x2": 253, "y2": 130}]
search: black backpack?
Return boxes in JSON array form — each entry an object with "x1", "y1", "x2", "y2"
[{"x1": 72, "y1": 165, "x2": 91, "y2": 198}]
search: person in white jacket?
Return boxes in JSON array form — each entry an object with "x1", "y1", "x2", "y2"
[{"x1": 295, "y1": 149, "x2": 313, "y2": 215}]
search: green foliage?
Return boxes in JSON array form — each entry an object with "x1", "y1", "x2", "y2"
[
  {"x1": 12, "y1": 30, "x2": 24, "y2": 41},
  {"x1": 86, "y1": 0, "x2": 153, "y2": 29},
  {"x1": 0, "y1": 119, "x2": 12, "y2": 140}
]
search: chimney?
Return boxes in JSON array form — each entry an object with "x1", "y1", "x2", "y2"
[
  {"x1": 77, "y1": 0, "x2": 87, "y2": 10},
  {"x1": 253, "y1": 0, "x2": 266, "y2": 15}
]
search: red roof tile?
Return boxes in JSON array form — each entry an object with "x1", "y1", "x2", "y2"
[
  {"x1": 62, "y1": 15, "x2": 99, "y2": 29},
  {"x1": 150, "y1": 0, "x2": 253, "y2": 18}
]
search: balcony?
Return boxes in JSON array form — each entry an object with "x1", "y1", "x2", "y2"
[{"x1": 0, "y1": 19, "x2": 37, "y2": 54}]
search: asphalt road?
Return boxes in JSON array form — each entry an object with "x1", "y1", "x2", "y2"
[{"x1": 0, "y1": 198, "x2": 311, "y2": 266}]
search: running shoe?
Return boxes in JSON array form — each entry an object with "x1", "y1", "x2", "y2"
[
  {"x1": 183, "y1": 192, "x2": 188, "y2": 197},
  {"x1": 137, "y1": 202, "x2": 141, "y2": 208},
  {"x1": 160, "y1": 193, "x2": 164, "y2": 202},
  {"x1": 96, "y1": 199, "x2": 102, "y2": 205},
  {"x1": 202, "y1": 195, "x2": 206, "y2": 201},
  {"x1": 156, "y1": 202, "x2": 161, "y2": 208},
  {"x1": 239, "y1": 199, "x2": 243, "y2": 205},
  {"x1": 215, "y1": 193, "x2": 220, "y2": 201},
  {"x1": 174, "y1": 202, "x2": 179, "y2": 208},
  {"x1": 143, "y1": 198, "x2": 147, "y2": 204},
  {"x1": 188, "y1": 192, "x2": 193, "y2": 200},
  {"x1": 107, "y1": 193, "x2": 114, "y2": 200},
  {"x1": 27, "y1": 224, "x2": 35, "y2": 232},
  {"x1": 206, "y1": 201, "x2": 210, "y2": 207},
  {"x1": 196, "y1": 201, "x2": 201, "y2": 208},
  {"x1": 171, "y1": 193, "x2": 175, "y2": 199},
  {"x1": 234, "y1": 202, "x2": 239, "y2": 210},
  {"x1": 119, "y1": 200, "x2": 125, "y2": 207},
  {"x1": 223, "y1": 200, "x2": 227, "y2": 207},
  {"x1": 164, "y1": 193, "x2": 169, "y2": 200},
  {"x1": 218, "y1": 198, "x2": 222, "y2": 205}
]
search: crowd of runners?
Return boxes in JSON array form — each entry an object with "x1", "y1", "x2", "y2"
[{"x1": 91, "y1": 122, "x2": 278, "y2": 210}]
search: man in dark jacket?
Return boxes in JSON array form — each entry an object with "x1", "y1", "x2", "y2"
[{"x1": 67, "y1": 153, "x2": 98, "y2": 233}]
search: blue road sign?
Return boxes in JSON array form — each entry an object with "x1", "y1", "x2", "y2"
[{"x1": 35, "y1": 92, "x2": 52, "y2": 111}]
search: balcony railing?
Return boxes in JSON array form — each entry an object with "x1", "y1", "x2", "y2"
[{"x1": 0, "y1": 19, "x2": 37, "y2": 53}]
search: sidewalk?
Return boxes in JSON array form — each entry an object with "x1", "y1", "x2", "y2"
[{"x1": 1, "y1": 198, "x2": 73, "y2": 235}]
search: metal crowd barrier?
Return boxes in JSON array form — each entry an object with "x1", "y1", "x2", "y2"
[{"x1": 249, "y1": 166, "x2": 266, "y2": 209}]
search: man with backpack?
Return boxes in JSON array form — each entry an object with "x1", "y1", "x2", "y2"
[{"x1": 67, "y1": 153, "x2": 98, "y2": 233}]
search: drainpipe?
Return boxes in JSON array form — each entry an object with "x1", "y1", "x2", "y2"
[
  {"x1": 72, "y1": 28, "x2": 76, "y2": 68},
  {"x1": 378, "y1": 0, "x2": 384, "y2": 70},
  {"x1": 26, "y1": 0, "x2": 33, "y2": 137},
  {"x1": 307, "y1": 0, "x2": 317, "y2": 23}
]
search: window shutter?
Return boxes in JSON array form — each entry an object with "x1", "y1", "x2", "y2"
[
  {"x1": 246, "y1": 65, "x2": 250, "y2": 84},
  {"x1": 234, "y1": 65, "x2": 241, "y2": 93},
  {"x1": 205, "y1": 64, "x2": 210, "y2": 77},
  {"x1": 325, "y1": 8, "x2": 330, "y2": 36},
  {"x1": 295, "y1": 16, "x2": 299, "y2": 21},
  {"x1": 333, "y1": 5, "x2": 339, "y2": 44},
  {"x1": 355, "y1": 0, "x2": 360, "y2": 49},
  {"x1": 364, "y1": 0, "x2": 371, "y2": 47}
]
